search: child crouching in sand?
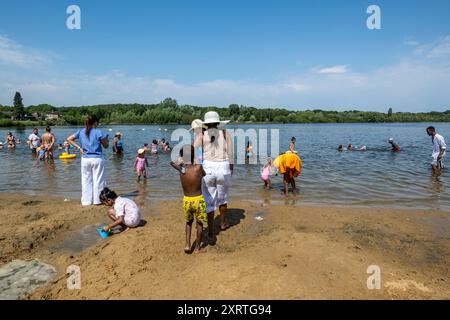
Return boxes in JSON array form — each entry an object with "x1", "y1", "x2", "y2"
[
  {"x1": 99, "y1": 187, "x2": 141, "y2": 233},
  {"x1": 170, "y1": 144, "x2": 207, "y2": 254}
]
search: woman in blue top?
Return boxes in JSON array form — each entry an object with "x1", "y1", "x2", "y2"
[{"x1": 67, "y1": 115, "x2": 109, "y2": 206}]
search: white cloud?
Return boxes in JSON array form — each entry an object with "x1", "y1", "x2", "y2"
[
  {"x1": 317, "y1": 65, "x2": 349, "y2": 74},
  {"x1": 0, "y1": 35, "x2": 53, "y2": 67},
  {"x1": 1, "y1": 35, "x2": 450, "y2": 111},
  {"x1": 413, "y1": 36, "x2": 450, "y2": 59}
]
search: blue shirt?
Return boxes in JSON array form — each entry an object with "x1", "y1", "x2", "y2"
[{"x1": 74, "y1": 128, "x2": 108, "y2": 158}]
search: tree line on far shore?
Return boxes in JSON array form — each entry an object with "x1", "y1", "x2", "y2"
[{"x1": 1, "y1": 93, "x2": 450, "y2": 127}]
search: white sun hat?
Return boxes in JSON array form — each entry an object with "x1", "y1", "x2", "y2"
[
  {"x1": 202, "y1": 111, "x2": 230, "y2": 125},
  {"x1": 138, "y1": 148, "x2": 145, "y2": 154},
  {"x1": 389, "y1": 138, "x2": 394, "y2": 142},
  {"x1": 188, "y1": 119, "x2": 206, "y2": 132}
]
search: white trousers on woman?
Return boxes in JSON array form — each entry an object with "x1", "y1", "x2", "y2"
[
  {"x1": 202, "y1": 160, "x2": 231, "y2": 213},
  {"x1": 81, "y1": 157, "x2": 106, "y2": 206}
]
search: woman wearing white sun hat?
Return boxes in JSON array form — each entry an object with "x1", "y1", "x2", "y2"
[{"x1": 200, "y1": 111, "x2": 234, "y2": 241}]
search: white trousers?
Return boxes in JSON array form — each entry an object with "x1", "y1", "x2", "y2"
[
  {"x1": 81, "y1": 157, "x2": 106, "y2": 206},
  {"x1": 202, "y1": 160, "x2": 231, "y2": 213}
]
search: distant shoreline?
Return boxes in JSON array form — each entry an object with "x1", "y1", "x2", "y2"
[
  {"x1": 2, "y1": 98, "x2": 450, "y2": 127},
  {"x1": 1, "y1": 119, "x2": 450, "y2": 128}
]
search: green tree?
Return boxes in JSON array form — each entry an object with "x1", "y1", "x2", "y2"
[
  {"x1": 228, "y1": 104, "x2": 240, "y2": 116},
  {"x1": 13, "y1": 92, "x2": 25, "y2": 120},
  {"x1": 388, "y1": 107, "x2": 393, "y2": 117},
  {"x1": 161, "y1": 97, "x2": 178, "y2": 109}
]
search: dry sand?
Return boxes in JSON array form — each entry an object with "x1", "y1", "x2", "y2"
[{"x1": 0, "y1": 193, "x2": 449, "y2": 299}]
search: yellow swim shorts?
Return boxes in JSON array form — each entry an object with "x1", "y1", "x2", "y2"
[{"x1": 183, "y1": 194, "x2": 208, "y2": 226}]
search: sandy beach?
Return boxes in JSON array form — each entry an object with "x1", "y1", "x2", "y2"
[{"x1": 1, "y1": 193, "x2": 449, "y2": 300}]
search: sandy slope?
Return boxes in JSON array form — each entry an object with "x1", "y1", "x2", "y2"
[{"x1": 1, "y1": 194, "x2": 449, "y2": 299}]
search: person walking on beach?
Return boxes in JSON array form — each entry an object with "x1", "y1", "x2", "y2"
[
  {"x1": 170, "y1": 145, "x2": 208, "y2": 254},
  {"x1": 41, "y1": 126, "x2": 56, "y2": 159},
  {"x1": 112, "y1": 132, "x2": 124, "y2": 154},
  {"x1": 67, "y1": 115, "x2": 109, "y2": 205},
  {"x1": 27, "y1": 128, "x2": 41, "y2": 155},
  {"x1": 388, "y1": 138, "x2": 401, "y2": 152},
  {"x1": 426, "y1": 126, "x2": 446, "y2": 174},
  {"x1": 200, "y1": 111, "x2": 234, "y2": 242}
]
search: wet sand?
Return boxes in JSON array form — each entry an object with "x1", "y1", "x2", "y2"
[{"x1": 0, "y1": 193, "x2": 449, "y2": 299}]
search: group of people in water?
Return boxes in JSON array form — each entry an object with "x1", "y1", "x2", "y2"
[
  {"x1": 1, "y1": 115, "x2": 446, "y2": 254},
  {"x1": 52, "y1": 111, "x2": 302, "y2": 253},
  {"x1": 335, "y1": 127, "x2": 446, "y2": 175},
  {"x1": 337, "y1": 138, "x2": 401, "y2": 152}
]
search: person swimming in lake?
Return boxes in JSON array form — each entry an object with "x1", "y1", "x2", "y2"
[
  {"x1": 112, "y1": 132, "x2": 124, "y2": 154},
  {"x1": 99, "y1": 187, "x2": 141, "y2": 233},
  {"x1": 27, "y1": 128, "x2": 41, "y2": 156},
  {"x1": 245, "y1": 141, "x2": 254, "y2": 163},
  {"x1": 163, "y1": 141, "x2": 171, "y2": 152},
  {"x1": 36, "y1": 145, "x2": 46, "y2": 161},
  {"x1": 338, "y1": 145, "x2": 347, "y2": 151},
  {"x1": 133, "y1": 148, "x2": 149, "y2": 182},
  {"x1": 63, "y1": 140, "x2": 71, "y2": 154},
  {"x1": 6, "y1": 132, "x2": 16, "y2": 149},
  {"x1": 41, "y1": 126, "x2": 56, "y2": 159},
  {"x1": 346, "y1": 143, "x2": 366, "y2": 151},
  {"x1": 289, "y1": 136, "x2": 297, "y2": 153},
  {"x1": 170, "y1": 144, "x2": 207, "y2": 254},
  {"x1": 389, "y1": 138, "x2": 401, "y2": 152},
  {"x1": 261, "y1": 158, "x2": 274, "y2": 190},
  {"x1": 150, "y1": 139, "x2": 158, "y2": 154}
]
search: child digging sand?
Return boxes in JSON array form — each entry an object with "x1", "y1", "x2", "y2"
[
  {"x1": 99, "y1": 187, "x2": 141, "y2": 233},
  {"x1": 170, "y1": 144, "x2": 207, "y2": 254},
  {"x1": 134, "y1": 148, "x2": 149, "y2": 182}
]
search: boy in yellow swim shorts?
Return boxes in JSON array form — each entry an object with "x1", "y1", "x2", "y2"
[{"x1": 170, "y1": 144, "x2": 207, "y2": 254}]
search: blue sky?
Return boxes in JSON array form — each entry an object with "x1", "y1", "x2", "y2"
[{"x1": 1, "y1": 0, "x2": 450, "y2": 111}]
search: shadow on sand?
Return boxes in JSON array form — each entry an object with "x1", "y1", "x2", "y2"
[{"x1": 211, "y1": 208, "x2": 246, "y2": 241}]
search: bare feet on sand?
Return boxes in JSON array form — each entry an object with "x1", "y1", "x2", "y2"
[{"x1": 193, "y1": 247, "x2": 207, "y2": 254}]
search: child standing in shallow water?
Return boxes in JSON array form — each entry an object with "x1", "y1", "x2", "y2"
[
  {"x1": 134, "y1": 148, "x2": 149, "y2": 182},
  {"x1": 150, "y1": 139, "x2": 158, "y2": 154},
  {"x1": 170, "y1": 144, "x2": 207, "y2": 254},
  {"x1": 261, "y1": 158, "x2": 273, "y2": 190},
  {"x1": 99, "y1": 187, "x2": 141, "y2": 233}
]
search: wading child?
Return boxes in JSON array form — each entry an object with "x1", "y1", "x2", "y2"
[
  {"x1": 63, "y1": 140, "x2": 71, "y2": 154},
  {"x1": 150, "y1": 139, "x2": 158, "y2": 154},
  {"x1": 260, "y1": 158, "x2": 273, "y2": 190},
  {"x1": 99, "y1": 187, "x2": 141, "y2": 233},
  {"x1": 289, "y1": 136, "x2": 297, "y2": 154},
  {"x1": 134, "y1": 148, "x2": 149, "y2": 182},
  {"x1": 170, "y1": 145, "x2": 207, "y2": 254}
]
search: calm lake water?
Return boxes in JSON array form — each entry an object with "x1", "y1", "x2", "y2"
[{"x1": 0, "y1": 123, "x2": 449, "y2": 211}]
